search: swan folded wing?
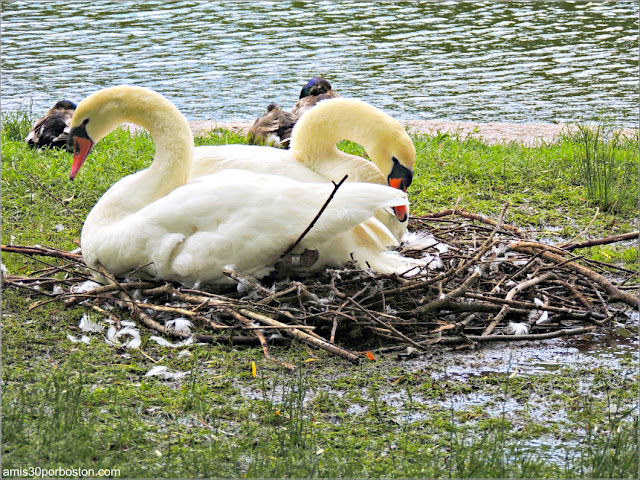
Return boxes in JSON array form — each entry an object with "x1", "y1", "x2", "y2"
[{"x1": 85, "y1": 171, "x2": 408, "y2": 284}]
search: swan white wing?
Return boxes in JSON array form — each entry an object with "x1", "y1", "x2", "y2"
[
  {"x1": 193, "y1": 144, "x2": 408, "y2": 242},
  {"x1": 82, "y1": 170, "x2": 407, "y2": 285}
]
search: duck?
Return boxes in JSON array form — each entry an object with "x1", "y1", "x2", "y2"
[
  {"x1": 247, "y1": 103, "x2": 298, "y2": 148},
  {"x1": 191, "y1": 97, "x2": 415, "y2": 242},
  {"x1": 66, "y1": 85, "x2": 416, "y2": 286},
  {"x1": 26, "y1": 99, "x2": 77, "y2": 148},
  {"x1": 291, "y1": 77, "x2": 340, "y2": 117}
]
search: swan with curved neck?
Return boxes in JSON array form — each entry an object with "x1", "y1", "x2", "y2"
[
  {"x1": 191, "y1": 97, "x2": 416, "y2": 240},
  {"x1": 67, "y1": 86, "x2": 416, "y2": 285}
]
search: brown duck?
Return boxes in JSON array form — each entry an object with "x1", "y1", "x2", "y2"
[
  {"x1": 291, "y1": 77, "x2": 340, "y2": 117},
  {"x1": 26, "y1": 99, "x2": 77, "y2": 148},
  {"x1": 247, "y1": 103, "x2": 298, "y2": 148}
]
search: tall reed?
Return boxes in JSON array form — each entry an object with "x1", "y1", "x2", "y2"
[{"x1": 567, "y1": 122, "x2": 638, "y2": 213}]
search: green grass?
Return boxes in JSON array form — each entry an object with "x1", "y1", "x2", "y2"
[
  {"x1": 563, "y1": 122, "x2": 639, "y2": 214},
  {"x1": 2, "y1": 113, "x2": 639, "y2": 478}
]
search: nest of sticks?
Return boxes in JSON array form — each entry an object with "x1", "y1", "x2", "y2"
[{"x1": 3, "y1": 204, "x2": 638, "y2": 370}]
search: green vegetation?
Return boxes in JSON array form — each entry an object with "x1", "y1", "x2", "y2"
[
  {"x1": 564, "y1": 122, "x2": 639, "y2": 214},
  {"x1": 2, "y1": 113, "x2": 638, "y2": 478}
]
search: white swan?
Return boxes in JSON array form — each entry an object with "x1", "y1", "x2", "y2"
[
  {"x1": 190, "y1": 97, "x2": 416, "y2": 242},
  {"x1": 67, "y1": 86, "x2": 416, "y2": 285}
]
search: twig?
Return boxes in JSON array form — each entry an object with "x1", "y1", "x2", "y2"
[
  {"x1": 2, "y1": 244, "x2": 83, "y2": 261},
  {"x1": 482, "y1": 271, "x2": 558, "y2": 336},
  {"x1": 434, "y1": 326, "x2": 597, "y2": 345},
  {"x1": 26, "y1": 171, "x2": 84, "y2": 224},
  {"x1": 280, "y1": 174, "x2": 349, "y2": 259},
  {"x1": 238, "y1": 308, "x2": 360, "y2": 363},
  {"x1": 560, "y1": 231, "x2": 639, "y2": 251}
]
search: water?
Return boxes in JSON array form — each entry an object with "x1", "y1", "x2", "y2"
[{"x1": 1, "y1": 1, "x2": 638, "y2": 125}]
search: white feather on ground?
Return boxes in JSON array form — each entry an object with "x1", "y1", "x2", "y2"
[
  {"x1": 165, "y1": 318, "x2": 192, "y2": 334},
  {"x1": 67, "y1": 334, "x2": 91, "y2": 344},
  {"x1": 106, "y1": 326, "x2": 141, "y2": 348},
  {"x1": 79, "y1": 313, "x2": 104, "y2": 333},
  {"x1": 507, "y1": 322, "x2": 530, "y2": 335},
  {"x1": 149, "y1": 336, "x2": 194, "y2": 348},
  {"x1": 71, "y1": 280, "x2": 102, "y2": 293},
  {"x1": 144, "y1": 366, "x2": 191, "y2": 380}
]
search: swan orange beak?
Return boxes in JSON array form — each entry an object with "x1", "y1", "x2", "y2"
[
  {"x1": 69, "y1": 137, "x2": 93, "y2": 180},
  {"x1": 388, "y1": 178, "x2": 409, "y2": 222},
  {"x1": 388, "y1": 157, "x2": 413, "y2": 222}
]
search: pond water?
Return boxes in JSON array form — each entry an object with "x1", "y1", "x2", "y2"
[{"x1": 1, "y1": 1, "x2": 638, "y2": 125}]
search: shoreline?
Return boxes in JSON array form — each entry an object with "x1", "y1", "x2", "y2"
[{"x1": 186, "y1": 119, "x2": 638, "y2": 146}]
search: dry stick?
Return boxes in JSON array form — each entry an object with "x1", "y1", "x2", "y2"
[
  {"x1": 26, "y1": 171, "x2": 84, "y2": 224},
  {"x1": 279, "y1": 174, "x2": 349, "y2": 259},
  {"x1": 223, "y1": 308, "x2": 296, "y2": 371},
  {"x1": 5, "y1": 280, "x2": 58, "y2": 297},
  {"x1": 257, "y1": 284, "x2": 300, "y2": 305},
  {"x1": 510, "y1": 243, "x2": 639, "y2": 309},
  {"x1": 560, "y1": 231, "x2": 639, "y2": 251},
  {"x1": 434, "y1": 326, "x2": 597, "y2": 345},
  {"x1": 63, "y1": 281, "x2": 159, "y2": 306},
  {"x1": 482, "y1": 271, "x2": 558, "y2": 336},
  {"x1": 540, "y1": 254, "x2": 586, "y2": 270},
  {"x1": 461, "y1": 291, "x2": 604, "y2": 319},
  {"x1": 422, "y1": 208, "x2": 528, "y2": 238},
  {"x1": 222, "y1": 268, "x2": 273, "y2": 296},
  {"x1": 552, "y1": 279, "x2": 596, "y2": 312},
  {"x1": 2, "y1": 244, "x2": 83, "y2": 261},
  {"x1": 346, "y1": 297, "x2": 426, "y2": 351},
  {"x1": 237, "y1": 308, "x2": 361, "y2": 363},
  {"x1": 416, "y1": 271, "x2": 481, "y2": 314},
  {"x1": 585, "y1": 279, "x2": 613, "y2": 318}
]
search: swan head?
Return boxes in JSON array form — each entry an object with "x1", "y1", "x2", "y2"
[
  {"x1": 299, "y1": 77, "x2": 333, "y2": 98},
  {"x1": 67, "y1": 86, "x2": 155, "y2": 180},
  {"x1": 363, "y1": 119, "x2": 416, "y2": 222},
  {"x1": 290, "y1": 97, "x2": 417, "y2": 222},
  {"x1": 67, "y1": 87, "x2": 132, "y2": 179}
]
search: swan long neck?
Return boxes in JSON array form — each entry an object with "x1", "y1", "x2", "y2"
[
  {"x1": 111, "y1": 87, "x2": 193, "y2": 194},
  {"x1": 289, "y1": 98, "x2": 413, "y2": 180},
  {"x1": 82, "y1": 86, "x2": 194, "y2": 218}
]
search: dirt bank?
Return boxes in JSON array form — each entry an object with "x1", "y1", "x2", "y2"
[
  {"x1": 188, "y1": 119, "x2": 571, "y2": 145},
  {"x1": 124, "y1": 120, "x2": 636, "y2": 146}
]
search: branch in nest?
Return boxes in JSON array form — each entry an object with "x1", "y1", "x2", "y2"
[
  {"x1": 560, "y1": 231, "x2": 639, "y2": 251},
  {"x1": 435, "y1": 326, "x2": 597, "y2": 345},
  {"x1": 280, "y1": 174, "x2": 349, "y2": 259},
  {"x1": 482, "y1": 271, "x2": 558, "y2": 336},
  {"x1": 510, "y1": 242, "x2": 639, "y2": 309}
]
